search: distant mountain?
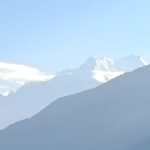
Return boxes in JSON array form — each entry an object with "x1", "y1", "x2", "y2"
[
  {"x1": 0, "y1": 61, "x2": 54, "y2": 95},
  {"x1": 0, "y1": 64, "x2": 150, "y2": 150},
  {"x1": 115, "y1": 55, "x2": 149, "y2": 72},
  {"x1": 58, "y1": 57, "x2": 123, "y2": 83},
  {"x1": 0, "y1": 55, "x2": 148, "y2": 95},
  {"x1": 0, "y1": 58, "x2": 102, "y2": 130},
  {"x1": 0, "y1": 55, "x2": 149, "y2": 130}
]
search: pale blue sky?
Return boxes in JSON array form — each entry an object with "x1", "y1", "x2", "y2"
[{"x1": 0, "y1": 0, "x2": 150, "y2": 73}]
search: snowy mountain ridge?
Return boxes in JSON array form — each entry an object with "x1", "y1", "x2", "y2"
[
  {"x1": 0, "y1": 55, "x2": 148, "y2": 95},
  {"x1": 115, "y1": 55, "x2": 149, "y2": 72},
  {"x1": 58, "y1": 55, "x2": 149, "y2": 83}
]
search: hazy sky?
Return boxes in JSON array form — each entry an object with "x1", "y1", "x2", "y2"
[{"x1": 0, "y1": 0, "x2": 150, "y2": 73}]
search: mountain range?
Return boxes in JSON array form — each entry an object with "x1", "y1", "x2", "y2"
[
  {"x1": 0, "y1": 55, "x2": 148, "y2": 130},
  {"x1": 0, "y1": 55, "x2": 148, "y2": 95},
  {"x1": 0, "y1": 58, "x2": 150, "y2": 150}
]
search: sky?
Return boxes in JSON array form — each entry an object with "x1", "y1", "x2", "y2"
[{"x1": 0, "y1": 0, "x2": 150, "y2": 73}]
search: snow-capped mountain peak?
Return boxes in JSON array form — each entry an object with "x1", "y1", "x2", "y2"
[
  {"x1": 140, "y1": 56, "x2": 149, "y2": 65},
  {"x1": 59, "y1": 55, "x2": 149, "y2": 84},
  {"x1": 78, "y1": 57, "x2": 115, "y2": 72},
  {"x1": 91, "y1": 57, "x2": 123, "y2": 83},
  {"x1": 60, "y1": 57, "x2": 123, "y2": 83},
  {"x1": 95, "y1": 57, "x2": 116, "y2": 71},
  {"x1": 115, "y1": 55, "x2": 149, "y2": 72}
]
